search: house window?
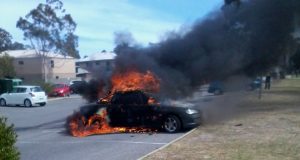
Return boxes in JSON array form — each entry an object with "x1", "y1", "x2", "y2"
[
  {"x1": 106, "y1": 61, "x2": 110, "y2": 71},
  {"x1": 50, "y1": 60, "x2": 54, "y2": 68},
  {"x1": 18, "y1": 61, "x2": 24, "y2": 65},
  {"x1": 95, "y1": 61, "x2": 100, "y2": 65}
]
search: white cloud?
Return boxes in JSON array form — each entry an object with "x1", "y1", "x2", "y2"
[
  {"x1": 64, "y1": 0, "x2": 182, "y2": 55},
  {"x1": 0, "y1": 0, "x2": 182, "y2": 56}
]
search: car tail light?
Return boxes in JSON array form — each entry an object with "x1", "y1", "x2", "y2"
[{"x1": 29, "y1": 93, "x2": 35, "y2": 97}]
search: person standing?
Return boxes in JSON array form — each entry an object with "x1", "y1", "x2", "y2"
[{"x1": 265, "y1": 74, "x2": 271, "y2": 90}]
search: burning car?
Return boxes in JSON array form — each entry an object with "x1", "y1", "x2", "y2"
[
  {"x1": 68, "y1": 90, "x2": 202, "y2": 137},
  {"x1": 67, "y1": 70, "x2": 202, "y2": 137}
]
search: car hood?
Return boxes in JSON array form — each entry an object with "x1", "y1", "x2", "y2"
[{"x1": 160, "y1": 100, "x2": 196, "y2": 108}]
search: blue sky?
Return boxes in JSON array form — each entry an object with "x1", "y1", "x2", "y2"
[{"x1": 0, "y1": 0, "x2": 222, "y2": 57}]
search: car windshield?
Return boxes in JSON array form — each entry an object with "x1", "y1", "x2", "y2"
[
  {"x1": 53, "y1": 84, "x2": 65, "y2": 88},
  {"x1": 30, "y1": 87, "x2": 43, "y2": 92},
  {"x1": 72, "y1": 81, "x2": 82, "y2": 84}
]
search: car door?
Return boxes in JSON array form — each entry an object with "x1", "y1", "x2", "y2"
[
  {"x1": 126, "y1": 92, "x2": 151, "y2": 126},
  {"x1": 108, "y1": 93, "x2": 128, "y2": 126},
  {"x1": 17, "y1": 87, "x2": 29, "y2": 104},
  {"x1": 5, "y1": 88, "x2": 18, "y2": 104},
  {"x1": 14, "y1": 87, "x2": 28, "y2": 104}
]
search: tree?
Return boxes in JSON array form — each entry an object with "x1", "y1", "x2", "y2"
[
  {"x1": 16, "y1": 0, "x2": 79, "y2": 82},
  {"x1": 0, "y1": 28, "x2": 12, "y2": 52},
  {"x1": 61, "y1": 33, "x2": 80, "y2": 58},
  {"x1": 9, "y1": 42, "x2": 26, "y2": 50},
  {"x1": 0, "y1": 53, "x2": 16, "y2": 78},
  {"x1": 0, "y1": 117, "x2": 20, "y2": 160}
]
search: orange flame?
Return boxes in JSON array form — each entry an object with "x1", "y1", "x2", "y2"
[
  {"x1": 68, "y1": 109, "x2": 157, "y2": 137},
  {"x1": 99, "y1": 70, "x2": 160, "y2": 103},
  {"x1": 111, "y1": 70, "x2": 160, "y2": 93},
  {"x1": 68, "y1": 70, "x2": 160, "y2": 137}
]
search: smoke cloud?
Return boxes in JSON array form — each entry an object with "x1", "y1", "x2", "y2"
[{"x1": 84, "y1": 0, "x2": 300, "y2": 101}]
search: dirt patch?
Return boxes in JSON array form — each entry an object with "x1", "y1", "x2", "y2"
[{"x1": 144, "y1": 78, "x2": 300, "y2": 160}]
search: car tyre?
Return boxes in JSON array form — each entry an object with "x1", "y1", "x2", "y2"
[
  {"x1": 24, "y1": 99, "x2": 32, "y2": 107},
  {"x1": 163, "y1": 115, "x2": 182, "y2": 133},
  {"x1": 0, "y1": 98, "x2": 6, "y2": 106},
  {"x1": 39, "y1": 102, "x2": 46, "y2": 107},
  {"x1": 214, "y1": 89, "x2": 222, "y2": 95}
]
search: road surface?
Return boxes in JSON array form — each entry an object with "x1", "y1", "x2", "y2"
[{"x1": 0, "y1": 95, "x2": 187, "y2": 160}]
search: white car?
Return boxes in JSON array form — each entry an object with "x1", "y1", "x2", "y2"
[{"x1": 0, "y1": 85, "x2": 47, "y2": 107}]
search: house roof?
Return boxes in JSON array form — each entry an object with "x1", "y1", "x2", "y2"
[
  {"x1": 0, "y1": 49, "x2": 75, "y2": 59},
  {"x1": 77, "y1": 51, "x2": 116, "y2": 62},
  {"x1": 76, "y1": 67, "x2": 90, "y2": 74}
]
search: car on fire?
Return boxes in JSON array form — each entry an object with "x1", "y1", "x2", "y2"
[
  {"x1": 0, "y1": 85, "x2": 47, "y2": 107},
  {"x1": 79, "y1": 90, "x2": 202, "y2": 133}
]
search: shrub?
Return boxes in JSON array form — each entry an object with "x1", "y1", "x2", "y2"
[
  {"x1": 38, "y1": 82, "x2": 54, "y2": 95},
  {"x1": 0, "y1": 117, "x2": 20, "y2": 160}
]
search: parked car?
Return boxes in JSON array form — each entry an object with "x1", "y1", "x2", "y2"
[
  {"x1": 248, "y1": 78, "x2": 262, "y2": 91},
  {"x1": 78, "y1": 90, "x2": 202, "y2": 133},
  {"x1": 69, "y1": 80, "x2": 87, "y2": 94},
  {"x1": 0, "y1": 78, "x2": 22, "y2": 94},
  {"x1": 208, "y1": 81, "x2": 224, "y2": 95},
  {"x1": 49, "y1": 84, "x2": 70, "y2": 97},
  {"x1": 0, "y1": 85, "x2": 47, "y2": 107}
]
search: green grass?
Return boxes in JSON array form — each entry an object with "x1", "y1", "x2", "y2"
[{"x1": 144, "y1": 78, "x2": 300, "y2": 160}]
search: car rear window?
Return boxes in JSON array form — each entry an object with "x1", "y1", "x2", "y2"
[{"x1": 30, "y1": 87, "x2": 43, "y2": 92}]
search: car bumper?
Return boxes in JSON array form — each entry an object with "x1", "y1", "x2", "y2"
[
  {"x1": 50, "y1": 92, "x2": 64, "y2": 97},
  {"x1": 31, "y1": 96, "x2": 47, "y2": 104},
  {"x1": 181, "y1": 113, "x2": 202, "y2": 129}
]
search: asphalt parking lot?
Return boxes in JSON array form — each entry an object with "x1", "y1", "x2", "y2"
[{"x1": 0, "y1": 95, "x2": 189, "y2": 160}]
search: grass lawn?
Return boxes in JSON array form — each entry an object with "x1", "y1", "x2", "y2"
[{"x1": 144, "y1": 78, "x2": 300, "y2": 160}]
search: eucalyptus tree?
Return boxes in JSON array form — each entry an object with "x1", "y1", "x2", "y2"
[
  {"x1": 0, "y1": 28, "x2": 12, "y2": 52},
  {"x1": 17, "y1": 0, "x2": 79, "y2": 82}
]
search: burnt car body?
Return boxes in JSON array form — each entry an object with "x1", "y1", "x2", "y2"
[{"x1": 80, "y1": 90, "x2": 202, "y2": 133}]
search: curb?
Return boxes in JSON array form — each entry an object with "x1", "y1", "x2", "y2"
[
  {"x1": 48, "y1": 96, "x2": 81, "y2": 101},
  {"x1": 137, "y1": 128, "x2": 197, "y2": 160}
]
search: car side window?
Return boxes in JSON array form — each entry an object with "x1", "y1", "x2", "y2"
[
  {"x1": 11, "y1": 88, "x2": 18, "y2": 93},
  {"x1": 17, "y1": 88, "x2": 27, "y2": 93}
]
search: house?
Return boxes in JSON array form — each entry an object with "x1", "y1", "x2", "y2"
[
  {"x1": 1, "y1": 49, "x2": 77, "y2": 84},
  {"x1": 76, "y1": 50, "x2": 116, "y2": 81}
]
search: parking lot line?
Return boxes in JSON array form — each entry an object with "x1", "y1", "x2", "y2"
[{"x1": 18, "y1": 140, "x2": 167, "y2": 145}]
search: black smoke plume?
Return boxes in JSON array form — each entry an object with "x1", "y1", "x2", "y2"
[{"x1": 87, "y1": 0, "x2": 300, "y2": 100}]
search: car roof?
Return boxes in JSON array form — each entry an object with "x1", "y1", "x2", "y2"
[{"x1": 14, "y1": 85, "x2": 40, "y2": 88}]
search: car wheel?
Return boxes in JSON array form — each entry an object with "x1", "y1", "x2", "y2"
[
  {"x1": 39, "y1": 102, "x2": 46, "y2": 107},
  {"x1": 24, "y1": 99, "x2": 32, "y2": 107},
  {"x1": 163, "y1": 115, "x2": 182, "y2": 133},
  {"x1": 214, "y1": 89, "x2": 222, "y2": 95},
  {"x1": 0, "y1": 99, "x2": 6, "y2": 106}
]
